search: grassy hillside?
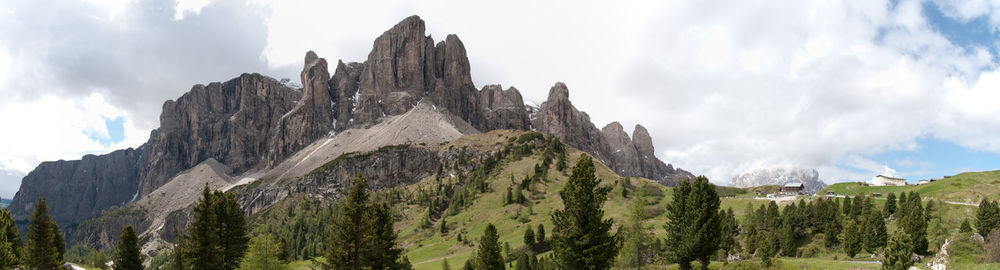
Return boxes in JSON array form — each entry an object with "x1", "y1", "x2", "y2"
[
  {"x1": 820, "y1": 170, "x2": 1000, "y2": 204},
  {"x1": 246, "y1": 131, "x2": 999, "y2": 269},
  {"x1": 395, "y1": 131, "x2": 673, "y2": 269}
]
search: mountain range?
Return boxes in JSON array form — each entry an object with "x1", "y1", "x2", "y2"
[{"x1": 7, "y1": 15, "x2": 693, "y2": 252}]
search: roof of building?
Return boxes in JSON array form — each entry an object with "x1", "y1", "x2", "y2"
[
  {"x1": 875, "y1": 175, "x2": 905, "y2": 181},
  {"x1": 783, "y1": 182, "x2": 805, "y2": 187}
]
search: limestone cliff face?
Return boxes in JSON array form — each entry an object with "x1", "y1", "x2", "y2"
[
  {"x1": 139, "y1": 73, "x2": 301, "y2": 195},
  {"x1": 329, "y1": 60, "x2": 363, "y2": 131},
  {"x1": 478, "y1": 85, "x2": 531, "y2": 131},
  {"x1": 532, "y1": 82, "x2": 612, "y2": 164},
  {"x1": 8, "y1": 148, "x2": 146, "y2": 227},
  {"x1": 267, "y1": 51, "x2": 336, "y2": 167}
]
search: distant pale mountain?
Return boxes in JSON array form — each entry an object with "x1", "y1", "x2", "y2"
[{"x1": 730, "y1": 168, "x2": 828, "y2": 194}]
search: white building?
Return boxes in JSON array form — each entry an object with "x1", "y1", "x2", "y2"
[{"x1": 871, "y1": 175, "x2": 906, "y2": 186}]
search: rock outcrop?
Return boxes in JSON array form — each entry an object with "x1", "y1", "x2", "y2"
[
  {"x1": 532, "y1": 82, "x2": 612, "y2": 165},
  {"x1": 478, "y1": 85, "x2": 531, "y2": 131},
  {"x1": 329, "y1": 60, "x2": 363, "y2": 131},
  {"x1": 730, "y1": 168, "x2": 828, "y2": 194},
  {"x1": 267, "y1": 51, "x2": 336, "y2": 167},
  {"x1": 8, "y1": 147, "x2": 146, "y2": 227},
  {"x1": 601, "y1": 122, "x2": 695, "y2": 186},
  {"x1": 139, "y1": 73, "x2": 301, "y2": 195}
]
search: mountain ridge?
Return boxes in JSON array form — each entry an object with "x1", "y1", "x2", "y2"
[{"x1": 9, "y1": 15, "x2": 693, "y2": 246}]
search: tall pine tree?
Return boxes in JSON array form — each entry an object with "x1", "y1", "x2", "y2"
[
  {"x1": 0, "y1": 208, "x2": 21, "y2": 268},
  {"x1": 618, "y1": 196, "x2": 649, "y2": 268},
  {"x1": 114, "y1": 226, "x2": 143, "y2": 270},
  {"x1": 977, "y1": 199, "x2": 1000, "y2": 237},
  {"x1": 214, "y1": 191, "x2": 249, "y2": 270},
  {"x1": 551, "y1": 155, "x2": 618, "y2": 269},
  {"x1": 900, "y1": 192, "x2": 927, "y2": 255},
  {"x1": 664, "y1": 176, "x2": 721, "y2": 270},
  {"x1": 325, "y1": 174, "x2": 405, "y2": 270},
  {"x1": 476, "y1": 224, "x2": 504, "y2": 270},
  {"x1": 863, "y1": 210, "x2": 888, "y2": 254},
  {"x1": 237, "y1": 234, "x2": 287, "y2": 270},
  {"x1": 884, "y1": 192, "x2": 896, "y2": 218},
  {"x1": 184, "y1": 185, "x2": 224, "y2": 270},
  {"x1": 882, "y1": 230, "x2": 914, "y2": 270},
  {"x1": 26, "y1": 196, "x2": 62, "y2": 270}
]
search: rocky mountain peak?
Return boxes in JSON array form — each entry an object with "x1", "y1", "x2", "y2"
[
  {"x1": 266, "y1": 51, "x2": 336, "y2": 167},
  {"x1": 731, "y1": 168, "x2": 828, "y2": 194},
  {"x1": 547, "y1": 82, "x2": 570, "y2": 102}
]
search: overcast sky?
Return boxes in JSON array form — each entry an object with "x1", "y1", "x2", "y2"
[{"x1": 2, "y1": 0, "x2": 1000, "y2": 198}]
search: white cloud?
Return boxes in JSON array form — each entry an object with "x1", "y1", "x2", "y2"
[{"x1": 4, "y1": 0, "x2": 1000, "y2": 196}]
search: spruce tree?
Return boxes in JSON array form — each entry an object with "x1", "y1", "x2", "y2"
[
  {"x1": 884, "y1": 192, "x2": 896, "y2": 218},
  {"x1": 863, "y1": 210, "x2": 887, "y2": 253},
  {"x1": 536, "y1": 224, "x2": 545, "y2": 243},
  {"x1": 664, "y1": 176, "x2": 721, "y2": 270},
  {"x1": 0, "y1": 240, "x2": 15, "y2": 270},
  {"x1": 185, "y1": 185, "x2": 224, "y2": 270},
  {"x1": 214, "y1": 190, "x2": 249, "y2": 270},
  {"x1": 325, "y1": 175, "x2": 404, "y2": 270},
  {"x1": 524, "y1": 227, "x2": 535, "y2": 247},
  {"x1": 0, "y1": 209, "x2": 21, "y2": 267},
  {"x1": 618, "y1": 196, "x2": 649, "y2": 268},
  {"x1": 26, "y1": 196, "x2": 61, "y2": 270},
  {"x1": 237, "y1": 234, "x2": 287, "y2": 270},
  {"x1": 368, "y1": 203, "x2": 403, "y2": 269},
  {"x1": 326, "y1": 176, "x2": 372, "y2": 269},
  {"x1": 441, "y1": 258, "x2": 450, "y2": 270},
  {"x1": 843, "y1": 220, "x2": 862, "y2": 258},
  {"x1": 113, "y1": 226, "x2": 143, "y2": 270},
  {"x1": 476, "y1": 224, "x2": 504, "y2": 270},
  {"x1": 718, "y1": 208, "x2": 738, "y2": 256},
  {"x1": 961, "y1": 219, "x2": 973, "y2": 233},
  {"x1": 758, "y1": 232, "x2": 777, "y2": 267},
  {"x1": 900, "y1": 192, "x2": 927, "y2": 254},
  {"x1": 977, "y1": 199, "x2": 1000, "y2": 237},
  {"x1": 882, "y1": 230, "x2": 913, "y2": 270},
  {"x1": 551, "y1": 155, "x2": 618, "y2": 269}
]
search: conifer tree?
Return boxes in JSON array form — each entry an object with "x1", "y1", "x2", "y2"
[
  {"x1": 114, "y1": 226, "x2": 143, "y2": 270},
  {"x1": 863, "y1": 210, "x2": 888, "y2": 253},
  {"x1": 441, "y1": 258, "x2": 451, "y2": 270},
  {"x1": 884, "y1": 192, "x2": 896, "y2": 218},
  {"x1": 477, "y1": 224, "x2": 504, "y2": 270},
  {"x1": 664, "y1": 176, "x2": 721, "y2": 270},
  {"x1": 536, "y1": 224, "x2": 545, "y2": 243},
  {"x1": 237, "y1": 234, "x2": 287, "y2": 270},
  {"x1": 758, "y1": 232, "x2": 777, "y2": 267},
  {"x1": 214, "y1": 190, "x2": 249, "y2": 270},
  {"x1": 0, "y1": 209, "x2": 21, "y2": 267},
  {"x1": 185, "y1": 185, "x2": 224, "y2": 270},
  {"x1": 882, "y1": 230, "x2": 913, "y2": 270},
  {"x1": 718, "y1": 208, "x2": 738, "y2": 256},
  {"x1": 551, "y1": 155, "x2": 618, "y2": 270},
  {"x1": 325, "y1": 175, "x2": 403, "y2": 270},
  {"x1": 368, "y1": 203, "x2": 404, "y2": 269},
  {"x1": 977, "y1": 199, "x2": 1000, "y2": 237},
  {"x1": 618, "y1": 196, "x2": 649, "y2": 268},
  {"x1": 524, "y1": 227, "x2": 535, "y2": 247},
  {"x1": 26, "y1": 196, "x2": 62, "y2": 270},
  {"x1": 961, "y1": 219, "x2": 973, "y2": 233},
  {"x1": 843, "y1": 220, "x2": 862, "y2": 258},
  {"x1": 900, "y1": 192, "x2": 927, "y2": 254}
]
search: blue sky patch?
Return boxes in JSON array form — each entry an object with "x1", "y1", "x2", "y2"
[
  {"x1": 923, "y1": 1, "x2": 999, "y2": 58},
  {"x1": 87, "y1": 116, "x2": 126, "y2": 146},
  {"x1": 837, "y1": 137, "x2": 1000, "y2": 183}
]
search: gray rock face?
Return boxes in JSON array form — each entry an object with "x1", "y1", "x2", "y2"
[
  {"x1": 354, "y1": 15, "x2": 431, "y2": 126},
  {"x1": 267, "y1": 51, "x2": 336, "y2": 167},
  {"x1": 478, "y1": 85, "x2": 531, "y2": 131},
  {"x1": 601, "y1": 122, "x2": 695, "y2": 186},
  {"x1": 140, "y1": 73, "x2": 302, "y2": 195},
  {"x1": 329, "y1": 60, "x2": 363, "y2": 131},
  {"x1": 533, "y1": 82, "x2": 612, "y2": 164},
  {"x1": 730, "y1": 168, "x2": 828, "y2": 194},
  {"x1": 8, "y1": 147, "x2": 146, "y2": 227},
  {"x1": 602, "y1": 122, "x2": 641, "y2": 176}
]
